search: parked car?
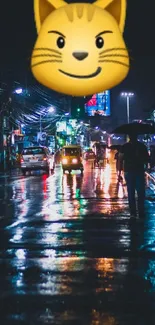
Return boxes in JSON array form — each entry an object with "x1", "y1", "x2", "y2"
[{"x1": 20, "y1": 146, "x2": 55, "y2": 175}]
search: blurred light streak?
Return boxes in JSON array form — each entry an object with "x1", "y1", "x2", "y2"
[
  {"x1": 90, "y1": 310, "x2": 117, "y2": 325},
  {"x1": 42, "y1": 174, "x2": 48, "y2": 200},
  {"x1": 118, "y1": 182, "x2": 124, "y2": 199},
  {"x1": 96, "y1": 258, "x2": 114, "y2": 274},
  {"x1": 8, "y1": 179, "x2": 29, "y2": 228},
  {"x1": 103, "y1": 164, "x2": 111, "y2": 198},
  {"x1": 15, "y1": 249, "x2": 27, "y2": 259},
  {"x1": 10, "y1": 228, "x2": 23, "y2": 243},
  {"x1": 72, "y1": 174, "x2": 77, "y2": 194},
  {"x1": 62, "y1": 174, "x2": 69, "y2": 196}
]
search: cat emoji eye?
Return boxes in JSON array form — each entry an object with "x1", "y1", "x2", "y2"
[
  {"x1": 48, "y1": 30, "x2": 66, "y2": 48},
  {"x1": 95, "y1": 30, "x2": 113, "y2": 48},
  {"x1": 96, "y1": 37, "x2": 104, "y2": 48},
  {"x1": 57, "y1": 37, "x2": 65, "y2": 48}
]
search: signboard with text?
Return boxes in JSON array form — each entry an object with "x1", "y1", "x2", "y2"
[{"x1": 85, "y1": 90, "x2": 110, "y2": 116}]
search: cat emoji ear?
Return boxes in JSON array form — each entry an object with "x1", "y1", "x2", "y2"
[
  {"x1": 34, "y1": 0, "x2": 66, "y2": 33},
  {"x1": 95, "y1": 0, "x2": 127, "y2": 33}
]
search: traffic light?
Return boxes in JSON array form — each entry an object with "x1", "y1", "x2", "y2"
[
  {"x1": 58, "y1": 137, "x2": 65, "y2": 146},
  {"x1": 70, "y1": 97, "x2": 86, "y2": 118},
  {"x1": 71, "y1": 106, "x2": 85, "y2": 118},
  {"x1": 76, "y1": 107, "x2": 81, "y2": 118},
  {"x1": 57, "y1": 133, "x2": 66, "y2": 147}
]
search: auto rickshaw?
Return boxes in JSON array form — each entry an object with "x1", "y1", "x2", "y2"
[{"x1": 61, "y1": 145, "x2": 84, "y2": 174}]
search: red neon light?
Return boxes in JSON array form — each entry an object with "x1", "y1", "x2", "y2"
[{"x1": 86, "y1": 94, "x2": 97, "y2": 107}]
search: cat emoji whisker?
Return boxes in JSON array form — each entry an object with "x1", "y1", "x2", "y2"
[
  {"x1": 33, "y1": 47, "x2": 62, "y2": 56},
  {"x1": 98, "y1": 59, "x2": 130, "y2": 68},
  {"x1": 99, "y1": 47, "x2": 127, "y2": 56},
  {"x1": 31, "y1": 60, "x2": 63, "y2": 68},
  {"x1": 99, "y1": 54, "x2": 129, "y2": 59},
  {"x1": 32, "y1": 54, "x2": 62, "y2": 59}
]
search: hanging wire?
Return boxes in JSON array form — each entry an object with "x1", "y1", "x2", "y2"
[{"x1": 0, "y1": 80, "x2": 69, "y2": 128}]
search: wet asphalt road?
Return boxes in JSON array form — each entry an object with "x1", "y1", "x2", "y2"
[{"x1": 0, "y1": 155, "x2": 155, "y2": 325}]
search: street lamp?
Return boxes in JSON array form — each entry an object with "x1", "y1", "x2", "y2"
[
  {"x1": 121, "y1": 92, "x2": 134, "y2": 124},
  {"x1": 48, "y1": 106, "x2": 55, "y2": 113},
  {"x1": 15, "y1": 88, "x2": 23, "y2": 94}
]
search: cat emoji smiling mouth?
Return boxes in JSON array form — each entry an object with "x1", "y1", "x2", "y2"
[
  {"x1": 59, "y1": 51, "x2": 102, "y2": 79},
  {"x1": 58, "y1": 67, "x2": 102, "y2": 79}
]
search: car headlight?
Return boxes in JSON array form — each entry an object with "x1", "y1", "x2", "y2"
[
  {"x1": 72, "y1": 158, "x2": 78, "y2": 164},
  {"x1": 62, "y1": 158, "x2": 68, "y2": 164}
]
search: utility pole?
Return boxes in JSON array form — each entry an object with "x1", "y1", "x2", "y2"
[
  {"x1": 40, "y1": 114, "x2": 42, "y2": 133},
  {"x1": 0, "y1": 78, "x2": 14, "y2": 171},
  {"x1": 121, "y1": 92, "x2": 134, "y2": 124},
  {"x1": 126, "y1": 95, "x2": 130, "y2": 124}
]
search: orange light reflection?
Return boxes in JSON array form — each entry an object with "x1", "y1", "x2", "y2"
[
  {"x1": 118, "y1": 182, "x2": 124, "y2": 199},
  {"x1": 42, "y1": 174, "x2": 48, "y2": 200},
  {"x1": 103, "y1": 164, "x2": 111, "y2": 198}
]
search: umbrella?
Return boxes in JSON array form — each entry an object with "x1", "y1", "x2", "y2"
[{"x1": 112, "y1": 123, "x2": 155, "y2": 135}]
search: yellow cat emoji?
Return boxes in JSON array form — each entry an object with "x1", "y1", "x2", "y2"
[{"x1": 31, "y1": 0, "x2": 129, "y2": 96}]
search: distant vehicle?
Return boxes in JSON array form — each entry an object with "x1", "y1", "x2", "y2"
[
  {"x1": 61, "y1": 145, "x2": 83, "y2": 174},
  {"x1": 20, "y1": 146, "x2": 55, "y2": 176},
  {"x1": 83, "y1": 149, "x2": 96, "y2": 160}
]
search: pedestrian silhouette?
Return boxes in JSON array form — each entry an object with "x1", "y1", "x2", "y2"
[{"x1": 119, "y1": 134, "x2": 149, "y2": 218}]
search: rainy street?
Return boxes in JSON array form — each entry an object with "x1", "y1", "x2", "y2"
[
  {"x1": 0, "y1": 155, "x2": 155, "y2": 325},
  {"x1": 1, "y1": 0, "x2": 155, "y2": 323}
]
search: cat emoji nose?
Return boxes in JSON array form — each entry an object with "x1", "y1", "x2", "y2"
[{"x1": 72, "y1": 52, "x2": 88, "y2": 61}]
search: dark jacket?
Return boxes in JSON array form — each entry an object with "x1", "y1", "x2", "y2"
[{"x1": 119, "y1": 140, "x2": 149, "y2": 172}]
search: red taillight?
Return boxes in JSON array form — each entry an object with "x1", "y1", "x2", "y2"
[{"x1": 21, "y1": 158, "x2": 24, "y2": 163}]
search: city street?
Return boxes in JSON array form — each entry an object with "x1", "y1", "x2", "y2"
[
  {"x1": 1, "y1": 0, "x2": 155, "y2": 323},
  {"x1": 0, "y1": 157, "x2": 155, "y2": 324}
]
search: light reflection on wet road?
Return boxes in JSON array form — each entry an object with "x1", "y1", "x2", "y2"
[{"x1": 0, "y1": 156, "x2": 155, "y2": 324}]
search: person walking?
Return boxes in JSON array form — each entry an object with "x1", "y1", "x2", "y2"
[
  {"x1": 114, "y1": 149, "x2": 123, "y2": 181},
  {"x1": 119, "y1": 133, "x2": 149, "y2": 218}
]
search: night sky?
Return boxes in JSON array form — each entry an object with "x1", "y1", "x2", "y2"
[{"x1": 0, "y1": 0, "x2": 155, "y2": 124}]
